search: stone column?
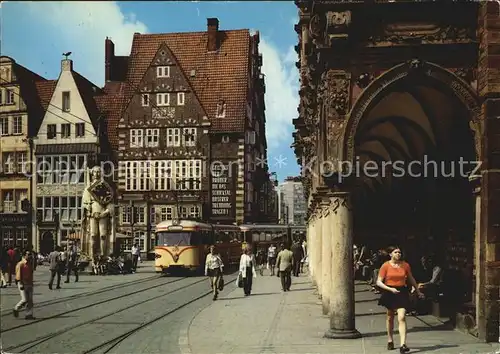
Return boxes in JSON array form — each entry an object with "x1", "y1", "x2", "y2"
[
  {"x1": 307, "y1": 219, "x2": 315, "y2": 284},
  {"x1": 316, "y1": 211, "x2": 323, "y2": 298},
  {"x1": 471, "y1": 176, "x2": 486, "y2": 339},
  {"x1": 321, "y1": 202, "x2": 332, "y2": 315},
  {"x1": 325, "y1": 191, "x2": 361, "y2": 339},
  {"x1": 478, "y1": 3, "x2": 500, "y2": 342}
]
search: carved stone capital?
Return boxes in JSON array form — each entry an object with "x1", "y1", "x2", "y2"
[{"x1": 323, "y1": 70, "x2": 351, "y2": 117}]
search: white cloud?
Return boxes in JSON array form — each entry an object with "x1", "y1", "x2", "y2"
[
  {"x1": 26, "y1": 1, "x2": 148, "y2": 85},
  {"x1": 259, "y1": 38, "x2": 300, "y2": 151}
]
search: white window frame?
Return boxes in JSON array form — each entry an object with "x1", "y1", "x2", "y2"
[
  {"x1": 130, "y1": 129, "x2": 144, "y2": 148},
  {"x1": 2, "y1": 190, "x2": 14, "y2": 212},
  {"x1": 121, "y1": 205, "x2": 131, "y2": 224},
  {"x1": 0, "y1": 117, "x2": 8, "y2": 136},
  {"x1": 5, "y1": 89, "x2": 14, "y2": 105},
  {"x1": 142, "y1": 94, "x2": 149, "y2": 107},
  {"x1": 47, "y1": 124, "x2": 57, "y2": 139},
  {"x1": 76, "y1": 122, "x2": 85, "y2": 137},
  {"x1": 182, "y1": 128, "x2": 197, "y2": 147},
  {"x1": 177, "y1": 92, "x2": 185, "y2": 106},
  {"x1": 157, "y1": 93, "x2": 170, "y2": 106},
  {"x1": 12, "y1": 116, "x2": 22, "y2": 135},
  {"x1": 166, "y1": 128, "x2": 180, "y2": 147},
  {"x1": 136, "y1": 206, "x2": 146, "y2": 224},
  {"x1": 159, "y1": 206, "x2": 173, "y2": 221},
  {"x1": 62, "y1": 91, "x2": 70, "y2": 112},
  {"x1": 145, "y1": 128, "x2": 159, "y2": 148},
  {"x1": 3, "y1": 152, "x2": 14, "y2": 174},
  {"x1": 157, "y1": 66, "x2": 170, "y2": 78},
  {"x1": 17, "y1": 152, "x2": 27, "y2": 174},
  {"x1": 61, "y1": 123, "x2": 71, "y2": 138}
]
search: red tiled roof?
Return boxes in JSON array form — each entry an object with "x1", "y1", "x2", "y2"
[
  {"x1": 96, "y1": 81, "x2": 127, "y2": 149},
  {"x1": 35, "y1": 80, "x2": 57, "y2": 111},
  {"x1": 124, "y1": 30, "x2": 250, "y2": 132}
]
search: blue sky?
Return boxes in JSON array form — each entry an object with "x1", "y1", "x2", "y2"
[{"x1": 2, "y1": 1, "x2": 301, "y2": 182}]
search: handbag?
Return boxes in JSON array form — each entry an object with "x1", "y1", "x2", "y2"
[
  {"x1": 236, "y1": 272, "x2": 244, "y2": 288},
  {"x1": 218, "y1": 275, "x2": 225, "y2": 291}
]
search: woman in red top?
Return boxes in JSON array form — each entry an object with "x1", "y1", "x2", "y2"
[{"x1": 377, "y1": 246, "x2": 423, "y2": 353}]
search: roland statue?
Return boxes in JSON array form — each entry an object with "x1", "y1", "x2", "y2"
[{"x1": 81, "y1": 166, "x2": 115, "y2": 260}]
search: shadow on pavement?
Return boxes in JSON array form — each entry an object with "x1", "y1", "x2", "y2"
[
  {"x1": 356, "y1": 298, "x2": 378, "y2": 303},
  {"x1": 356, "y1": 311, "x2": 387, "y2": 317},
  {"x1": 219, "y1": 292, "x2": 279, "y2": 300},
  {"x1": 360, "y1": 324, "x2": 454, "y2": 339},
  {"x1": 287, "y1": 287, "x2": 314, "y2": 292},
  {"x1": 410, "y1": 344, "x2": 459, "y2": 353}
]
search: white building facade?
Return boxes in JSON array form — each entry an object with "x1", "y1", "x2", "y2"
[
  {"x1": 33, "y1": 58, "x2": 107, "y2": 253},
  {"x1": 277, "y1": 177, "x2": 306, "y2": 225}
]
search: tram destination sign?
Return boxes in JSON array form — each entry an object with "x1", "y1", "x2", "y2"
[{"x1": 210, "y1": 161, "x2": 237, "y2": 221}]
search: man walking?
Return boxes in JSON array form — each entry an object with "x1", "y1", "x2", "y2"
[
  {"x1": 131, "y1": 243, "x2": 140, "y2": 272},
  {"x1": 48, "y1": 246, "x2": 62, "y2": 290},
  {"x1": 64, "y1": 243, "x2": 79, "y2": 283},
  {"x1": 291, "y1": 240, "x2": 304, "y2": 277},
  {"x1": 276, "y1": 243, "x2": 294, "y2": 292},
  {"x1": 267, "y1": 243, "x2": 277, "y2": 276},
  {"x1": 13, "y1": 250, "x2": 35, "y2": 320}
]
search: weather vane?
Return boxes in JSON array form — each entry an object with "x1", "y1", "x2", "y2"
[{"x1": 62, "y1": 51, "x2": 72, "y2": 60}]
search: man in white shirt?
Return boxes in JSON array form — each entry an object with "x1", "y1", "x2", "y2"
[
  {"x1": 131, "y1": 243, "x2": 140, "y2": 272},
  {"x1": 267, "y1": 244, "x2": 277, "y2": 276}
]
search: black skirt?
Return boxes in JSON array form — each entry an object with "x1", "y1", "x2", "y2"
[{"x1": 378, "y1": 286, "x2": 410, "y2": 310}]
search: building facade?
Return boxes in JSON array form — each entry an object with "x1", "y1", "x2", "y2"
[
  {"x1": 33, "y1": 58, "x2": 111, "y2": 254},
  {"x1": 108, "y1": 18, "x2": 272, "y2": 255},
  {"x1": 277, "y1": 176, "x2": 306, "y2": 225},
  {"x1": 293, "y1": 0, "x2": 500, "y2": 343},
  {"x1": 0, "y1": 56, "x2": 47, "y2": 249}
]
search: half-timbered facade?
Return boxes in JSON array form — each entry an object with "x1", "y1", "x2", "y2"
[{"x1": 110, "y1": 18, "x2": 273, "y2": 255}]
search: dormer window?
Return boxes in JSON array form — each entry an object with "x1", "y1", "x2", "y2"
[
  {"x1": 157, "y1": 66, "x2": 170, "y2": 78},
  {"x1": 216, "y1": 100, "x2": 226, "y2": 118},
  {"x1": 142, "y1": 94, "x2": 149, "y2": 107}
]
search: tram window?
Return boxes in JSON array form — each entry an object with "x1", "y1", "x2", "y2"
[
  {"x1": 201, "y1": 231, "x2": 214, "y2": 245},
  {"x1": 190, "y1": 232, "x2": 202, "y2": 245},
  {"x1": 156, "y1": 232, "x2": 190, "y2": 246},
  {"x1": 216, "y1": 232, "x2": 230, "y2": 243}
]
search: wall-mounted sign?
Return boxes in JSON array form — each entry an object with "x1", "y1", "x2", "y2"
[
  {"x1": 0, "y1": 213, "x2": 29, "y2": 225},
  {"x1": 210, "y1": 161, "x2": 237, "y2": 221}
]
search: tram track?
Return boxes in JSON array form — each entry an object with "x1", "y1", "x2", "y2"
[
  {"x1": 1, "y1": 275, "x2": 187, "y2": 332},
  {"x1": 0, "y1": 273, "x2": 160, "y2": 316},
  {"x1": 84, "y1": 274, "x2": 239, "y2": 354},
  {"x1": 5, "y1": 274, "x2": 237, "y2": 353}
]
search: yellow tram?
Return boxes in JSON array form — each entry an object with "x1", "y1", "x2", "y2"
[{"x1": 154, "y1": 219, "x2": 242, "y2": 274}]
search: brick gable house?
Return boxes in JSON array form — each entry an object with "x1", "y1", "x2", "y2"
[{"x1": 106, "y1": 18, "x2": 272, "y2": 256}]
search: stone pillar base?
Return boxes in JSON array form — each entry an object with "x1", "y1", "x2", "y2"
[{"x1": 324, "y1": 328, "x2": 362, "y2": 339}]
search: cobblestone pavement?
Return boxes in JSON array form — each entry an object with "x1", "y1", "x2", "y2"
[
  {"x1": 1, "y1": 261, "x2": 157, "y2": 315},
  {"x1": 1, "y1": 262, "x2": 239, "y2": 354},
  {"x1": 188, "y1": 272, "x2": 498, "y2": 354}
]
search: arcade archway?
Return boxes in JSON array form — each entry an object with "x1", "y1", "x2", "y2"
[
  {"x1": 40, "y1": 231, "x2": 55, "y2": 255},
  {"x1": 344, "y1": 61, "x2": 478, "y2": 306}
]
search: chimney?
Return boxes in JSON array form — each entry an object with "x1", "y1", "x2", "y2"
[
  {"x1": 105, "y1": 37, "x2": 115, "y2": 82},
  {"x1": 61, "y1": 59, "x2": 73, "y2": 72},
  {"x1": 207, "y1": 18, "x2": 219, "y2": 52}
]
